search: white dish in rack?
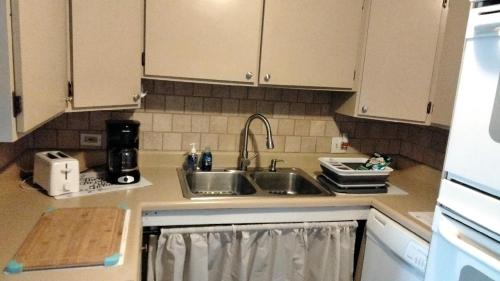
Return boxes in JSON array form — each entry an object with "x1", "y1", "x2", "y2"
[{"x1": 318, "y1": 157, "x2": 393, "y2": 176}]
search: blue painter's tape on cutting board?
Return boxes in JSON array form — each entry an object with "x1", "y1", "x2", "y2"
[
  {"x1": 5, "y1": 260, "x2": 23, "y2": 274},
  {"x1": 103, "y1": 253, "x2": 121, "y2": 266}
]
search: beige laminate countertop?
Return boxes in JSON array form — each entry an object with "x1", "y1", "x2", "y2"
[{"x1": 0, "y1": 152, "x2": 442, "y2": 281}]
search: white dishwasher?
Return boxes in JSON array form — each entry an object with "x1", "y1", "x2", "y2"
[{"x1": 361, "y1": 209, "x2": 429, "y2": 281}]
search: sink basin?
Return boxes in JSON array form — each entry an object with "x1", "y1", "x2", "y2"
[
  {"x1": 180, "y1": 170, "x2": 257, "y2": 197},
  {"x1": 177, "y1": 167, "x2": 332, "y2": 198},
  {"x1": 251, "y1": 169, "x2": 327, "y2": 195}
]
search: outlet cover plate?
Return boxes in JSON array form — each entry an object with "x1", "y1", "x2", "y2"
[
  {"x1": 80, "y1": 133, "x2": 102, "y2": 147},
  {"x1": 331, "y1": 137, "x2": 346, "y2": 153}
]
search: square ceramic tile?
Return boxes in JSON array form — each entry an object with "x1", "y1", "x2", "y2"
[
  {"x1": 89, "y1": 112, "x2": 110, "y2": 130},
  {"x1": 294, "y1": 120, "x2": 311, "y2": 136},
  {"x1": 57, "y1": 130, "x2": 80, "y2": 149},
  {"x1": 153, "y1": 113, "x2": 172, "y2": 132},
  {"x1": 191, "y1": 115, "x2": 209, "y2": 133},
  {"x1": 265, "y1": 88, "x2": 282, "y2": 101},
  {"x1": 316, "y1": 137, "x2": 331, "y2": 153},
  {"x1": 218, "y1": 134, "x2": 237, "y2": 151},
  {"x1": 300, "y1": 137, "x2": 316, "y2": 153},
  {"x1": 67, "y1": 112, "x2": 89, "y2": 130},
  {"x1": 248, "y1": 88, "x2": 265, "y2": 100},
  {"x1": 203, "y1": 98, "x2": 222, "y2": 114},
  {"x1": 230, "y1": 86, "x2": 247, "y2": 99},
  {"x1": 201, "y1": 134, "x2": 219, "y2": 150},
  {"x1": 309, "y1": 120, "x2": 326, "y2": 136},
  {"x1": 143, "y1": 131, "x2": 163, "y2": 150},
  {"x1": 285, "y1": 136, "x2": 300, "y2": 152},
  {"x1": 165, "y1": 96, "x2": 185, "y2": 113},
  {"x1": 145, "y1": 94, "x2": 165, "y2": 112},
  {"x1": 174, "y1": 82, "x2": 193, "y2": 96},
  {"x1": 209, "y1": 116, "x2": 228, "y2": 133},
  {"x1": 227, "y1": 117, "x2": 246, "y2": 134},
  {"x1": 277, "y1": 119, "x2": 295, "y2": 135},
  {"x1": 172, "y1": 115, "x2": 191, "y2": 132},
  {"x1": 193, "y1": 84, "x2": 212, "y2": 97},
  {"x1": 273, "y1": 102, "x2": 289, "y2": 119},
  {"x1": 162, "y1": 132, "x2": 182, "y2": 151},
  {"x1": 184, "y1": 97, "x2": 203, "y2": 113},
  {"x1": 212, "y1": 85, "x2": 230, "y2": 98}
]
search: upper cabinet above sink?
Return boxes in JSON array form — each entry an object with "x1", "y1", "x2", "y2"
[
  {"x1": 259, "y1": 0, "x2": 364, "y2": 89},
  {"x1": 144, "y1": 0, "x2": 364, "y2": 90},
  {"x1": 144, "y1": 0, "x2": 264, "y2": 86}
]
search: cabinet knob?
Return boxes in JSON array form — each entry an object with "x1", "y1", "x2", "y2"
[
  {"x1": 361, "y1": 106, "x2": 368, "y2": 113},
  {"x1": 245, "y1": 72, "x2": 253, "y2": 80},
  {"x1": 263, "y1": 73, "x2": 271, "y2": 82}
]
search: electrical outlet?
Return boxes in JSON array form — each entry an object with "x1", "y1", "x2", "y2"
[
  {"x1": 80, "y1": 133, "x2": 102, "y2": 147},
  {"x1": 331, "y1": 137, "x2": 345, "y2": 153}
]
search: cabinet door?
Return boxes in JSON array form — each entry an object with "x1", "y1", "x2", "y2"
[
  {"x1": 259, "y1": 0, "x2": 364, "y2": 89},
  {"x1": 431, "y1": 0, "x2": 469, "y2": 127},
  {"x1": 11, "y1": 0, "x2": 67, "y2": 132},
  {"x1": 71, "y1": 0, "x2": 143, "y2": 108},
  {"x1": 144, "y1": 0, "x2": 263, "y2": 85},
  {"x1": 358, "y1": 0, "x2": 443, "y2": 123}
]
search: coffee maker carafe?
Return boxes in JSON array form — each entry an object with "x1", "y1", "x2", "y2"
[{"x1": 106, "y1": 120, "x2": 140, "y2": 184}]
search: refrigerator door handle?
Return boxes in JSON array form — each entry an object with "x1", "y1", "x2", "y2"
[{"x1": 438, "y1": 214, "x2": 500, "y2": 270}]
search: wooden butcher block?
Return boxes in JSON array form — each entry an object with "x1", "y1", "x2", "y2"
[{"x1": 6, "y1": 207, "x2": 126, "y2": 273}]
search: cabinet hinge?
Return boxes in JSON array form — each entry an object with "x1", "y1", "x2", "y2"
[
  {"x1": 67, "y1": 81, "x2": 73, "y2": 98},
  {"x1": 141, "y1": 52, "x2": 145, "y2": 66},
  {"x1": 442, "y1": 0, "x2": 448, "y2": 8},
  {"x1": 426, "y1": 102, "x2": 433, "y2": 114},
  {"x1": 12, "y1": 92, "x2": 21, "y2": 117},
  {"x1": 353, "y1": 70, "x2": 356, "y2": 80}
]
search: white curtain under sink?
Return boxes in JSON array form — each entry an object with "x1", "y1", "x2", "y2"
[{"x1": 148, "y1": 221, "x2": 358, "y2": 281}]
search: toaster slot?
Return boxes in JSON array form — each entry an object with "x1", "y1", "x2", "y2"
[
  {"x1": 46, "y1": 153, "x2": 59, "y2": 159},
  {"x1": 57, "y1": 152, "x2": 69, "y2": 158}
]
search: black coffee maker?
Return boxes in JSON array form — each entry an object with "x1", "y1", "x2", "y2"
[{"x1": 106, "y1": 120, "x2": 140, "y2": 184}]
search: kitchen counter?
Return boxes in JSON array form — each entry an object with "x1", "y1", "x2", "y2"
[{"x1": 0, "y1": 151, "x2": 442, "y2": 281}]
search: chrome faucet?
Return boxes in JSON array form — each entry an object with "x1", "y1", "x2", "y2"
[{"x1": 239, "y1": 113, "x2": 274, "y2": 171}]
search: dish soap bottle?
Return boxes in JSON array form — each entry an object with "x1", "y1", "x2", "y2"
[
  {"x1": 200, "y1": 147, "x2": 213, "y2": 171},
  {"x1": 186, "y1": 143, "x2": 198, "y2": 172}
]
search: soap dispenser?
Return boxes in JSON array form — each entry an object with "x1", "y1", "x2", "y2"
[
  {"x1": 186, "y1": 143, "x2": 198, "y2": 172},
  {"x1": 200, "y1": 146, "x2": 213, "y2": 171}
]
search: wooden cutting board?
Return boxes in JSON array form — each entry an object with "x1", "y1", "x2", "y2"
[{"x1": 8, "y1": 207, "x2": 125, "y2": 272}]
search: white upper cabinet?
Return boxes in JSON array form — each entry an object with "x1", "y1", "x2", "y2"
[
  {"x1": 259, "y1": 0, "x2": 364, "y2": 89},
  {"x1": 11, "y1": 0, "x2": 68, "y2": 133},
  {"x1": 431, "y1": 0, "x2": 470, "y2": 127},
  {"x1": 0, "y1": 0, "x2": 68, "y2": 142},
  {"x1": 357, "y1": 0, "x2": 444, "y2": 123},
  {"x1": 70, "y1": 0, "x2": 143, "y2": 110},
  {"x1": 144, "y1": 0, "x2": 264, "y2": 85}
]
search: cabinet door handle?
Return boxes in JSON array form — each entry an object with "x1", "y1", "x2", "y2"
[
  {"x1": 245, "y1": 72, "x2": 253, "y2": 80},
  {"x1": 133, "y1": 91, "x2": 147, "y2": 102},
  {"x1": 361, "y1": 106, "x2": 368, "y2": 113},
  {"x1": 264, "y1": 73, "x2": 271, "y2": 82}
]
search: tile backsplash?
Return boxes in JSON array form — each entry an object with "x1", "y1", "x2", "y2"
[{"x1": 25, "y1": 79, "x2": 449, "y2": 170}]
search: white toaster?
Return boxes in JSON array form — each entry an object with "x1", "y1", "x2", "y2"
[{"x1": 33, "y1": 151, "x2": 80, "y2": 196}]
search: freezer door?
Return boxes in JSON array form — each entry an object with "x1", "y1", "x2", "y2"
[
  {"x1": 425, "y1": 207, "x2": 500, "y2": 281},
  {"x1": 444, "y1": 5, "x2": 500, "y2": 197}
]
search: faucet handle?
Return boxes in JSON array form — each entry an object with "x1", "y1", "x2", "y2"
[{"x1": 269, "y1": 158, "x2": 284, "y2": 172}]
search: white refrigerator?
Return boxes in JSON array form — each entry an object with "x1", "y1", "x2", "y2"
[{"x1": 425, "y1": 1, "x2": 500, "y2": 281}]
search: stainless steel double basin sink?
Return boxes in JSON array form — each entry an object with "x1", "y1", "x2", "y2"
[{"x1": 177, "y1": 168, "x2": 333, "y2": 198}]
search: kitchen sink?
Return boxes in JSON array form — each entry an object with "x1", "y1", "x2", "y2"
[
  {"x1": 183, "y1": 170, "x2": 257, "y2": 196},
  {"x1": 251, "y1": 169, "x2": 325, "y2": 195},
  {"x1": 178, "y1": 168, "x2": 332, "y2": 198}
]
